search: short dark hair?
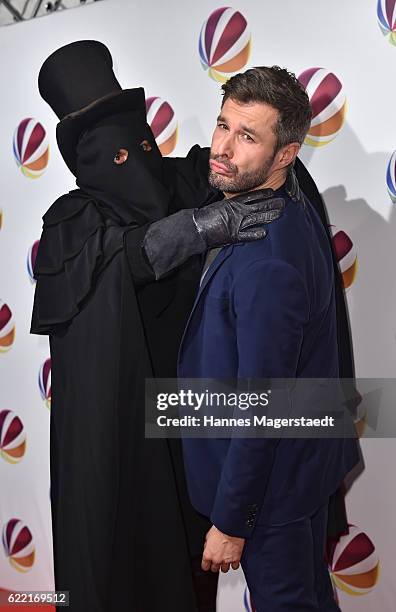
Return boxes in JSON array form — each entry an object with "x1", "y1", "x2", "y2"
[{"x1": 221, "y1": 66, "x2": 312, "y2": 152}]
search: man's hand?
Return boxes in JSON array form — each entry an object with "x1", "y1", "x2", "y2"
[
  {"x1": 201, "y1": 525, "x2": 245, "y2": 573},
  {"x1": 193, "y1": 189, "x2": 285, "y2": 248}
]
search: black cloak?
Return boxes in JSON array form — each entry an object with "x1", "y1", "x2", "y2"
[{"x1": 32, "y1": 120, "x2": 219, "y2": 611}]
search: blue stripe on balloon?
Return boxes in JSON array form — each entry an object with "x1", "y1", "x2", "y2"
[
  {"x1": 377, "y1": 0, "x2": 390, "y2": 29},
  {"x1": 198, "y1": 24, "x2": 208, "y2": 66},
  {"x1": 12, "y1": 138, "x2": 21, "y2": 164},
  {"x1": 386, "y1": 154, "x2": 396, "y2": 195}
]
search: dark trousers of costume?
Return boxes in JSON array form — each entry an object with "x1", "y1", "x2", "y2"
[{"x1": 241, "y1": 503, "x2": 340, "y2": 612}]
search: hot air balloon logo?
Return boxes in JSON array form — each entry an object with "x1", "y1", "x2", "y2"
[
  {"x1": 2, "y1": 519, "x2": 35, "y2": 572},
  {"x1": 330, "y1": 226, "x2": 357, "y2": 290},
  {"x1": 298, "y1": 68, "x2": 347, "y2": 147},
  {"x1": 386, "y1": 150, "x2": 396, "y2": 203},
  {"x1": 27, "y1": 239, "x2": 40, "y2": 283},
  {"x1": 146, "y1": 97, "x2": 178, "y2": 156},
  {"x1": 0, "y1": 300, "x2": 15, "y2": 353},
  {"x1": 199, "y1": 7, "x2": 251, "y2": 82},
  {"x1": 0, "y1": 207, "x2": 3, "y2": 230},
  {"x1": 243, "y1": 586, "x2": 256, "y2": 611},
  {"x1": 377, "y1": 0, "x2": 396, "y2": 45},
  {"x1": 39, "y1": 357, "x2": 51, "y2": 408},
  {"x1": 13, "y1": 118, "x2": 49, "y2": 178},
  {"x1": 328, "y1": 525, "x2": 380, "y2": 596},
  {"x1": 0, "y1": 410, "x2": 26, "y2": 464}
]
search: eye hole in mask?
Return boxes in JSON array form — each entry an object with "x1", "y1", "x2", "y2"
[
  {"x1": 114, "y1": 149, "x2": 129, "y2": 165},
  {"x1": 140, "y1": 139, "x2": 152, "y2": 152}
]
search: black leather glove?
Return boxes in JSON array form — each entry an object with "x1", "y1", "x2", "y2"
[
  {"x1": 193, "y1": 189, "x2": 285, "y2": 248},
  {"x1": 142, "y1": 189, "x2": 285, "y2": 280}
]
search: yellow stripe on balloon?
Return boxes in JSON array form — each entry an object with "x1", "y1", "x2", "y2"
[
  {"x1": 214, "y1": 41, "x2": 251, "y2": 74},
  {"x1": 10, "y1": 551, "x2": 35, "y2": 572},
  {"x1": 0, "y1": 328, "x2": 15, "y2": 351},
  {"x1": 25, "y1": 147, "x2": 50, "y2": 171},
  {"x1": 159, "y1": 128, "x2": 178, "y2": 156},
  {"x1": 342, "y1": 259, "x2": 358, "y2": 289}
]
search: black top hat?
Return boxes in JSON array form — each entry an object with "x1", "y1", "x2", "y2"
[{"x1": 38, "y1": 40, "x2": 146, "y2": 174}]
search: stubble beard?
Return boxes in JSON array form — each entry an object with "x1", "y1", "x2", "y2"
[{"x1": 208, "y1": 155, "x2": 275, "y2": 194}]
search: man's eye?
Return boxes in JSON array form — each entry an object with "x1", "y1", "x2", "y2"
[
  {"x1": 217, "y1": 123, "x2": 228, "y2": 130},
  {"x1": 140, "y1": 139, "x2": 152, "y2": 152},
  {"x1": 242, "y1": 134, "x2": 254, "y2": 142}
]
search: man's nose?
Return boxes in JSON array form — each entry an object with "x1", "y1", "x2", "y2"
[{"x1": 216, "y1": 133, "x2": 234, "y2": 159}]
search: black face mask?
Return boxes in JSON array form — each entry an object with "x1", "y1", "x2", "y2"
[{"x1": 75, "y1": 111, "x2": 171, "y2": 226}]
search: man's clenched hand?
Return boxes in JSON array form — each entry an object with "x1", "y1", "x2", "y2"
[{"x1": 201, "y1": 525, "x2": 246, "y2": 573}]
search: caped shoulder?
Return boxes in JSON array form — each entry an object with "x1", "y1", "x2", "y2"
[{"x1": 42, "y1": 189, "x2": 95, "y2": 226}]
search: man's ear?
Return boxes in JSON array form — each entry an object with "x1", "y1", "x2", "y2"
[{"x1": 275, "y1": 143, "x2": 301, "y2": 171}]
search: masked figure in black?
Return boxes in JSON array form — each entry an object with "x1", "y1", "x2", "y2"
[
  {"x1": 32, "y1": 41, "x2": 354, "y2": 612},
  {"x1": 31, "y1": 41, "x2": 288, "y2": 612}
]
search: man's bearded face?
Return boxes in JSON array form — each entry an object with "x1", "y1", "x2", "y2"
[{"x1": 208, "y1": 98, "x2": 279, "y2": 195}]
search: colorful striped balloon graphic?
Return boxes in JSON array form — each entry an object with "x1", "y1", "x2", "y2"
[
  {"x1": 0, "y1": 207, "x2": 3, "y2": 230},
  {"x1": 243, "y1": 586, "x2": 255, "y2": 611},
  {"x1": 27, "y1": 239, "x2": 40, "y2": 283},
  {"x1": 330, "y1": 226, "x2": 358, "y2": 290},
  {"x1": 13, "y1": 118, "x2": 49, "y2": 178},
  {"x1": 386, "y1": 150, "x2": 396, "y2": 202},
  {"x1": 39, "y1": 358, "x2": 51, "y2": 408},
  {"x1": 298, "y1": 68, "x2": 347, "y2": 147},
  {"x1": 0, "y1": 410, "x2": 26, "y2": 464},
  {"x1": 146, "y1": 97, "x2": 178, "y2": 156},
  {"x1": 329, "y1": 525, "x2": 380, "y2": 596},
  {"x1": 199, "y1": 7, "x2": 251, "y2": 82},
  {"x1": 2, "y1": 519, "x2": 35, "y2": 572},
  {"x1": 377, "y1": 0, "x2": 396, "y2": 45},
  {"x1": 0, "y1": 300, "x2": 15, "y2": 352}
]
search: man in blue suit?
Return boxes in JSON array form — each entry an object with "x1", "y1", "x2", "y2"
[{"x1": 178, "y1": 67, "x2": 360, "y2": 610}]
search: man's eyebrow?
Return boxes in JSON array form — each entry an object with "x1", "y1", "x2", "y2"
[
  {"x1": 216, "y1": 115, "x2": 260, "y2": 138},
  {"x1": 240, "y1": 124, "x2": 259, "y2": 137}
]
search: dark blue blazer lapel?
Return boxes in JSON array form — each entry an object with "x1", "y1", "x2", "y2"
[{"x1": 178, "y1": 245, "x2": 234, "y2": 364}]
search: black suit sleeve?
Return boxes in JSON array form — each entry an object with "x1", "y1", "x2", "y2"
[{"x1": 124, "y1": 145, "x2": 218, "y2": 285}]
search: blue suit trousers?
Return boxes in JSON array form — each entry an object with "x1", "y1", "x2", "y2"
[{"x1": 241, "y1": 503, "x2": 340, "y2": 611}]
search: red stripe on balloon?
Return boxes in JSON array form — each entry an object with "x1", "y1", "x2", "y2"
[
  {"x1": 17, "y1": 119, "x2": 30, "y2": 160},
  {"x1": 333, "y1": 231, "x2": 353, "y2": 261},
  {"x1": 11, "y1": 526, "x2": 31, "y2": 555},
  {"x1": 5, "y1": 519, "x2": 19, "y2": 550},
  {"x1": 385, "y1": 0, "x2": 395, "y2": 27},
  {"x1": 31, "y1": 240, "x2": 40, "y2": 271},
  {"x1": 333, "y1": 533, "x2": 375, "y2": 572},
  {"x1": 298, "y1": 67, "x2": 321, "y2": 90},
  {"x1": 310, "y1": 73, "x2": 342, "y2": 119},
  {"x1": 145, "y1": 97, "x2": 156, "y2": 114},
  {"x1": 0, "y1": 304, "x2": 11, "y2": 329},
  {"x1": 42, "y1": 359, "x2": 51, "y2": 390},
  {"x1": 205, "y1": 7, "x2": 228, "y2": 64},
  {"x1": 150, "y1": 103, "x2": 174, "y2": 139},
  {"x1": 23, "y1": 123, "x2": 45, "y2": 164},
  {"x1": 0, "y1": 410, "x2": 10, "y2": 435},
  {"x1": 2, "y1": 416, "x2": 22, "y2": 448},
  {"x1": 211, "y1": 11, "x2": 247, "y2": 66}
]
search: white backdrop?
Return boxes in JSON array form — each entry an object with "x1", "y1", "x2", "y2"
[{"x1": 0, "y1": 0, "x2": 395, "y2": 610}]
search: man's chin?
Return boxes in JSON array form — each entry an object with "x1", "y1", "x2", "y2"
[{"x1": 208, "y1": 170, "x2": 235, "y2": 191}]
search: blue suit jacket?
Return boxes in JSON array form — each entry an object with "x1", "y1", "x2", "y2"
[{"x1": 178, "y1": 186, "x2": 359, "y2": 538}]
